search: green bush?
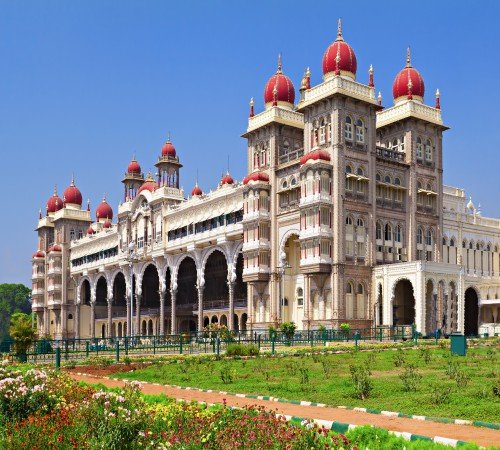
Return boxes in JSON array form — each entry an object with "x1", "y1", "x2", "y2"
[
  {"x1": 400, "y1": 364, "x2": 422, "y2": 392},
  {"x1": 225, "y1": 343, "x2": 259, "y2": 357},
  {"x1": 280, "y1": 321, "x2": 297, "y2": 341},
  {"x1": 349, "y1": 364, "x2": 373, "y2": 400}
]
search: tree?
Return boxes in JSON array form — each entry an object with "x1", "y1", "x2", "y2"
[
  {"x1": 9, "y1": 312, "x2": 36, "y2": 357},
  {"x1": 0, "y1": 284, "x2": 31, "y2": 338}
]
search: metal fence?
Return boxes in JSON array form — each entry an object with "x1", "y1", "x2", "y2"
[{"x1": 0, "y1": 325, "x2": 421, "y2": 365}]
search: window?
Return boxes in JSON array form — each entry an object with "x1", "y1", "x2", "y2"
[
  {"x1": 345, "y1": 165, "x2": 352, "y2": 173},
  {"x1": 77, "y1": 230, "x2": 83, "y2": 239},
  {"x1": 395, "y1": 225, "x2": 402, "y2": 243},
  {"x1": 357, "y1": 218, "x2": 364, "y2": 227},
  {"x1": 399, "y1": 136, "x2": 405, "y2": 152},
  {"x1": 417, "y1": 227, "x2": 423, "y2": 245},
  {"x1": 355, "y1": 119, "x2": 364, "y2": 143},
  {"x1": 344, "y1": 116, "x2": 353, "y2": 141},
  {"x1": 450, "y1": 238, "x2": 455, "y2": 247},
  {"x1": 376, "y1": 222, "x2": 382, "y2": 240},
  {"x1": 384, "y1": 223, "x2": 392, "y2": 241},
  {"x1": 392, "y1": 139, "x2": 398, "y2": 151},
  {"x1": 426, "y1": 229, "x2": 433, "y2": 246},
  {"x1": 384, "y1": 175, "x2": 391, "y2": 184},
  {"x1": 425, "y1": 139, "x2": 432, "y2": 161},
  {"x1": 416, "y1": 137, "x2": 423, "y2": 159},
  {"x1": 70, "y1": 229, "x2": 75, "y2": 241},
  {"x1": 319, "y1": 119, "x2": 326, "y2": 144},
  {"x1": 394, "y1": 177, "x2": 401, "y2": 186},
  {"x1": 357, "y1": 167, "x2": 364, "y2": 176},
  {"x1": 346, "y1": 216, "x2": 353, "y2": 226},
  {"x1": 296, "y1": 288, "x2": 304, "y2": 306}
]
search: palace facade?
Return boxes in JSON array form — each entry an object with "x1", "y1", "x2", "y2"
[{"x1": 31, "y1": 21, "x2": 500, "y2": 339}]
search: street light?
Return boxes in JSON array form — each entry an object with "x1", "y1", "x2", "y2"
[{"x1": 128, "y1": 241, "x2": 136, "y2": 338}]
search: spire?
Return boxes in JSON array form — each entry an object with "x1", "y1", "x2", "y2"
[
  {"x1": 406, "y1": 47, "x2": 412, "y2": 67},
  {"x1": 39, "y1": 208, "x2": 42, "y2": 220},
  {"x1": 305, "y1": 67, "x2": 311, "y2": 89},
  {"x1": 87, "y1": 199, "x2": 90, "y2": 211},
  {"x1": 167, "y1": 131, "x2": 171, "y2": 143},
  {"x1": 70, "y1": 173, "x2": 75, "y2": 186},
  {"x1": 435, "y1": 88, "x2": 441, "y2": 109},
  {"x1": 249, "y1": 97, "x2": 254, "y2": 118},
  {"x1": 368, "y1": 64, "x2": 374, "y2": 88},
  {"x1": 336, "y1": 18, "x2": 344, "y2": 41},
  {"x1": 377, "y1": 91, "x2": 382, "y2": 106},
  {"x1": 277, "y1": 53, "x2": 282, "y2": 74},
  {"x1": 53, "y1": 185, "x2": 58, "y2": 196}
]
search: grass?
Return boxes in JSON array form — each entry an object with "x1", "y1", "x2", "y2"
[{"x1": 112, "y1": 345, "x2": 500, "y2": 423}]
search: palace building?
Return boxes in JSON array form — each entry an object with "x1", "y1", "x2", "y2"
[{"x1": 31, "y1": 21, "x2": 500, "y2": 340}]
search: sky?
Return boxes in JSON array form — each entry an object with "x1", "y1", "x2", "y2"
[{"x1": 1, "y1": 0, "x2": 499, "y2": 285}]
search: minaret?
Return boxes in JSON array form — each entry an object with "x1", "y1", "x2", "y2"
[
  {"x1": 155, "y1": 135, "x2": 183, "y2": 189},
  {"x1": 122, "y1": 155, "x2": 144, "y2": 201}
]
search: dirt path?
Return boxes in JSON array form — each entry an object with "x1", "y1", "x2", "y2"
[{"x1": 69, "y1": 373, "x2": 500, "y2": 448}]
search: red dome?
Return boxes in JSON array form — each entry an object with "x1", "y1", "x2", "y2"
[
  {"x1": 96, "y1": 198, "x2": 113, "y2": 221},
  {"x1": 127, "y1": 158, "x2": 141, "y2": 174},
  {"x1": 264, "y1": 56, "x2": 295, "y2": 107},
  {"x1": 221, "y1": 172, "x2": 234, "y2": 185},
  {"x1": 322, "y1": 20, "x2": 357, "y2": 79},
  {"x1": 300, "y1": 148, "x2": 331, "y2": 165},
  {"x1": 63, "y1": 178, "x2": 83, "y2": 206},
  {"x1": 138, "y1": 173, "x2": 158, "y2": 194},
  {"x1": 103, "y1": 220, "x2": 112, "y2": 229},
  {"x1": 32, "y1": 251, "x2": 45, "y2": 259},
  {"x1": 87, "y1": 226, "x2": 96, "y2": 235},
  {"x1": 392, "y1": 49, "x2": 425, "y2": 102},
  {"x1": 243, "y1": 171, "x2": 270, "y2": 185},
  {"x1": 161, "y1": 139, "x2": 176, "y2": 157},
  {"x1": 46, "y1": 189, "x2": 63, "y2": 214},
  {"x1": 48, "y1": 244, "x2": 62, "y2": 252},
  {"x1": 191, "y1": 183, "x2": 203, "y2": 196}
]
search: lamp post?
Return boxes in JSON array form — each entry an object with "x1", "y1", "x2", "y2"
[
  {"x1": 277, "y1": 262, "x2": 291, "y2": 324},
  {"x1": 127, "y1": 242, "x2": 136, "y2": 338}
]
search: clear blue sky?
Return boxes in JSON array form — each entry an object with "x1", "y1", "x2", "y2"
[{"x1": 1, "y1": 0, "x2": 499, "y2": 285}]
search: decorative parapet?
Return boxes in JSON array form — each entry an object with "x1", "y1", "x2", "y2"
[
  {"x1": 246, "y1": 107, "x2": 304, "y2": 133},
  {"x1": 377, "y1": 100, "x2": 446, "y2": 128}
]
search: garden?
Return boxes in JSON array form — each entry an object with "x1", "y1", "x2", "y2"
[{"x1": 0, "y1": 362, "x2": 488, "y2": 449}]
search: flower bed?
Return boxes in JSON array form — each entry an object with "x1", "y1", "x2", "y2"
[{"x1": 0, "y1": 363, "x2": 481, "y2": 449}]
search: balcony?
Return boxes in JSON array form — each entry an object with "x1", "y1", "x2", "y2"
[
  {"x1": 32, "y1": 298, "x2": 45, "y2": 310},
  {"x1": 47, "y1": 284, "x2": 62, "y2": 293},
  {"x1": 47, "y1": 266, "x2": 62, "y2": 276},
  {"x1": 376, "y1": 198, "x2": 405, "y2": 211},
  {"x1": 242, "y1": 266, "x2": 270, "y2": 282},
  {"x1": 193, "y1": 298, "x2": 247, "y2": 312},
  {"x1": 299, "y1": 192, "x2": 332, "y2": 207},
  {"x1": 417, "y1": 204, "x2": 436, "y2": 215},
  {"x1": 300, "y1": 255, "x2": 332, "y2": 273},
  {"x1": 278, "y1": 148, "x2": 304, "y2": 165},
  {"x1": 300, "y1": 225, "x2": 332, "y2": 240},
  {"x1": 47, "y1": 298, "x2": 62, "y2": 308},
  {"x1": 242, "y1": 209, "x2": 270, "y2": 223},
  {"x1": 242, "y1": 239, "x2": 270, "y2": 252},
  {"x1": 32, "y1": 272, "x2": 45, "y2": 281},
  {"x1": 376, "y1": 147, "x2": 406, "y2": 163},
  {"x1": 32, "y1": 287, "x2": 44, "y2": 296},
  {"x1": 345, "y1": 191, "x2": 368, "y2": 203}
]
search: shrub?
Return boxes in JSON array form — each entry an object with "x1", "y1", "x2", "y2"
[
  {"x1": 9, "y1": 313, "x2": 36, "y2": 358},
  {"x1": 455, "y1": 369, "x2": 471, "y2": 388},
  {"x1": 446, "y1": 358, "x2": 459, "y2": 379},
  {"x1": 349, "y1": 364, "x2": 373, "y2": 400},
  {"x1": 399, "y1": 364, "x2": 422, "y2": 392},
  {"x1": 393, "y1": 348, "x2": 406, "y2": 367},
  {"x1": 430, "y1": 385, "x2": 453, "y2": 405},
  {"x1": 219, "y1": 364, "x2": 234, "y2": 384},
  {"x1": 280, "y1": 321, "x2": 297, "y2": 341},
  {"x1": 419, "y1": 347, "x2": 432, "y2": 364},
  {"x1": 225, "y1": 343, "x2": 259, "y2": 357},
  {"x1": 340, "y1": 323, "x2": 351, "y2": 335}
]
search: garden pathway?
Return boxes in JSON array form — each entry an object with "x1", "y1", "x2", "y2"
[{"x1": 69, "y1": 373, "x2": 500, "y2": 447}]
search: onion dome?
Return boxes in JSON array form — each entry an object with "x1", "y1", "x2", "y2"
[
  {"x1": 264, "y1": 54, "x2": 295, "y2": 109},
  {"x1": 191, "y1": 182, "x2": 203, "y2": 196},
  {"x1": 392, "y1": 48, "x2": 425, "y2": 104},
  {"x1": 243, "y1": 171, "x2": 270, "y2": 185},
  {"x1": 221, "y1": 172, "x2": 234, "y2": 185},
  {"x1": 32, "y1": 251, "x2": 45, "y2": 259},
  {"x1": 138, "y1": 172, "x2": 158, "y2": 193},
  {"x1": 103, "y1": 220, "x2": 112, "y2": 229},
  {"x1": 63, "y1": 176, "x2": 83, "y2": 206},
  {"x1": 161, "y1": 136, "x2": 176, "y2": 158},
  {"x1": 96, "y1": 196, "x2": 113, "y2": 221},
  {"x1": 322, "y1": 19, "x2": 357, "y2": 80},
  {"x1": 87, "y1": 226, "x2": 96, "y2": 235},
  {"x1": 48, "y1": 244, "x2": 62, "y2": 252},
  {"x1": 127, "y1": 157, "x2": 141, "y2": 174},
  {"x1": 300, "y1": 148, "x2": 331, "y2": 165},
  {"x1": 46, "y1": 187, "x2": 63, "y2": 214}
]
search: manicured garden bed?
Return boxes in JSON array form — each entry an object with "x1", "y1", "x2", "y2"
[{"x1": 111, "y1": 345, "x2": 500, "y2": 423}]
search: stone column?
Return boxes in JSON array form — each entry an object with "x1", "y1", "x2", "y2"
[
  {"x1": 136, "y1": 294, "x2": 142, "y2": 336},
  {"x1": 159, "y1": 288, "x2": 166, "y2": 336},
  {"x1": 74, "y1": 302, "x2": 80, "y2": 339},
  {"x1": 107, "y1": 297, "x2": 113, "y2": 339},
  {"x1": 197, "y1": 286, "x2": 204, "y2": 332},
  {"x1": 125, "y1": 292, "x2": 130, "y2": 336},
  {"x1": 90, "y1": 301, "x2": 96, "y2": 339},
  {"x1": 171, "y1": 289, "x2": 177, "y2": 334},
  {"x1": 44, "y1": 309, "x2": 50, "y2": 336},
  {"x1": 228, "y1": 282, "x2": 235, "y2": 331}
]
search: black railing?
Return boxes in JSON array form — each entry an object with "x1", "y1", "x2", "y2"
[{"x1": 376, "y1": 147, "x2": 405, "y2": 162}]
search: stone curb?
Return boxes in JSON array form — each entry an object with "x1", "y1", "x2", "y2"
[{"x1": 74, "y1": 372, "x2": 499, "y2": 432}]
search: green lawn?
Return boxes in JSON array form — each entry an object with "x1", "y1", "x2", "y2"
[{"x1": 113, "y1": 345, "x2": 500, "y2": 423}]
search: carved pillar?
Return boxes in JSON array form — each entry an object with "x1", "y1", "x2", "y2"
[
  {"x1": 160, "y1": 288, "x2": 166, "y2": 336},
  {"x1": 74, "y1": 302, "x2": 80, "y2": 339},
  {"x1": 197, "y1": 286, "x2": 204, "y2": 332},
  {"x1": 228, "y1": 282, "x2": 235, "y2": 330},
  {"x1": 107, "y1": 296, "x2": 113, "y2": 338},
  {"x1": 136, "y1": 294, "x2": 142, "y2": 336},
  {"x1": 90, "y1": 301, "x2": 96, "y2": 339},
  {"x1": 125, "y1": 291, "x2": 130, "y2": 336},
  {"x1": 44, "y1": 309, "x2": 50, "y2": 336},
  {"x1": 171, "y1": 289, "x2": 177, "y2": 334}
]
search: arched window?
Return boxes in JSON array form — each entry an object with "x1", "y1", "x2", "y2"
[
  {"x1": 417, "y1": 227, "x2": 423, "y2": 245},
  {"x1": 345, "y1": 165, "x2": 352, "y2": 174},
  {"x1": 357, "y1": 283, "x2": 364, "y2": 294},
  {"x1": 357, "y1": 218, "x2": 364, "y2": 227},
  {"x1": 319, "y1": 118, "x2": 326, "y2": 144},
  {"x1": 376, "y1": 222, "x2": 383, "y2": 240},
  {"x1": 399, "y1": 136, "x2": 405, "y2": 152},
  {"x1": 346, "y1": 165, "x2": 353, "y2": 191},
  {"x1": 70, "y1": 229, "x2": 75, "y2": 241},
  {"x1": 394, "y1": 177, "x2": 401, "y2": 186},
  {"x1": 425, "y1": 139, "x2": 433, "y2": 161},
  {"x1": 296, "y1": 287, "x2": 304, "y2": 306},
  {"x1": 450, "y1": 238, "x2": 455, "y2": 247},
  {"x1": 442, "y1": 237, "x2": 447, "y2": 246},
  {"x1": 357, "y1": 167, "x2": 364, "y2": 176},
  {"x1": 384, "y1": 175, "x2": 391, "y2": 184},
  {"x1": 346, "y1": 216, "x2": 353, "y2": 226},
  {"x1": 395, "y1": 225, "x2": 402, "y2": 243},
  {"x1": 462, "y1": 240, "x2": 467, "y2": 249},
  {"x1": 384, "y1": 223, "x2": 392, "y2": 241},
  {"x1": 392, "y1": 139, "x2": 398, "y2": 151},
  {"x1": 291, "y1": 177, "x2": 297, "y2": 186},
  {"x1": 416, "y1": 137, "x2": 423, "y2": 159},
  {"x1": 376, "y1": 173, "x2": 381, "y2": 182},
  {"x1": 426, "y1": 229, "x2": 433, "y2": 246},
  {"x1": 355, "y1": 119, "x2": 364, "y2": 143},
  {"x1": 344, "y1": 116, "x2": 353, "y2": 141},
  {"x1": 346, "y1": 282, "x2": 353, "y2": 294}
]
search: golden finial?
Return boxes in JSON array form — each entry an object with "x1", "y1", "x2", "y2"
[
  {"x1": 53, "y1": 184, "x2": 57, "y2": 195},
  {"x1": 167, "y1": 131, "x2": 171, "y2": 143},
  {"x1": 277, "y1": 53, "x2": 282, "y2": 73},
  {"x1": 406, "y1": 47, "x2": 411, "y2": 67},
  {"x1": 369, "y1": 64, "x2": 373, "y2": 74},
  {"x1": 337, "y1": 18, "x2": 343, "y2": 41},
  {"x1": 70, "y1": 173, "x2": 75, "y2": 186},
  {"x1": 306, "y1": 67, "x2": 311, "y2": 77},
  {"x1": 250, "y1": 97, "x2": 254, "y2": 106}
]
